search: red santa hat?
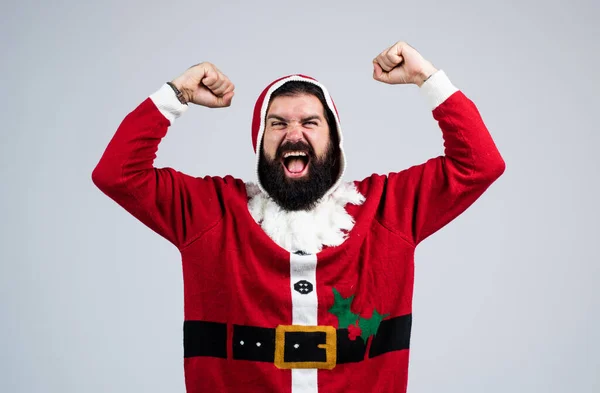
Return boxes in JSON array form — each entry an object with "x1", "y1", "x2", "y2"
[{"x1": 251, "y1": 74, "x2": 347, "y2": 199}]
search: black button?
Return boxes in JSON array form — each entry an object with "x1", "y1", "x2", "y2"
[{"x1": 294, "y1": 280, "x2": 313, "y2": 295}]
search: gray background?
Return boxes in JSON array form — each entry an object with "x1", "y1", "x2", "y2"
[{"x1": 1, "y1": 0, "x2": 598, "y2": 392}]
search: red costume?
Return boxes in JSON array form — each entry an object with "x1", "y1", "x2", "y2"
[{"x1": 92, "y1": 70, "x2": 505, "y2": 393}]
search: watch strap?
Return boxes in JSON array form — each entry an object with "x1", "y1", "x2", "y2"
[{"x1": 166, "y1": 81, "x2": 188, "y2": 105}]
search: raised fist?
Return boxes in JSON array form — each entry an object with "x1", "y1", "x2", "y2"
[
  {"x1": 171, "y1": 62, "x2": 235, "y2": 108},
  {"x1": 372, "y1": 41, "x2": 438, "y2": 87}
]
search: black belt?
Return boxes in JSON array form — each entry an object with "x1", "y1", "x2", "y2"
[{"x1": 183, "y1": 314, "x2": 411, "y2": 369}]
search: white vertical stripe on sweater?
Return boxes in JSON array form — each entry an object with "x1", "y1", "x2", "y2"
[{"x1": 290, "y1": 252, "x2": 319, "y2": 393}]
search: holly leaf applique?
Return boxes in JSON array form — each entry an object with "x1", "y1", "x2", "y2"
[
  {"x1": 358, "y1": 309, "x2": 390, "y2": 342},
  {"x1": 328, "y1": 288, "x2": 359, "y2": 329}
]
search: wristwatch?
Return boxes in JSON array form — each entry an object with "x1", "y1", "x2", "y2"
[{"x1": 166, "y1": 81, "x2": 188, "y2": 105}]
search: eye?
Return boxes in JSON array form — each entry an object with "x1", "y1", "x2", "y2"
[
  {"x1": 304, "y1": 121, "x2": 318, "y2": 126},
  {"x1": 271, "y1": 122, "x2": 286, "y2": 127}
]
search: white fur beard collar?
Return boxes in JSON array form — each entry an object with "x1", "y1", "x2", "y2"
[{"x1": 246, "y1": 182, "x2": 366, "y2": 255}]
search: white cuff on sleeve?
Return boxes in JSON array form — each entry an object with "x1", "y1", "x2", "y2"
[
  {"x1": 149, "y1": 83, "x2": 189, "y2": 124},
  {"x1": 420, "y1": 70, "x2": 459, "y2": 110}
]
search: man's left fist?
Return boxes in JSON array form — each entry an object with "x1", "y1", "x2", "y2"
[{"x1": 373, "y1": 41, "x2": 438, "y2": 87}]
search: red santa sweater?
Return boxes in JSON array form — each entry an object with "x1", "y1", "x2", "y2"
[{"x1": 92, "y1": 70, "x2": 505, "y2": 393}]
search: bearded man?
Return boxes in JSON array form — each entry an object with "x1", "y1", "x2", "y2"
[{"x1": 92, "y1": 40, "x2": 505, "y2": 393}]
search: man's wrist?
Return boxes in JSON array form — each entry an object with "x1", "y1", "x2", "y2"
[
  {"x1": 149, "y1": 83, "x2": 190, "y2": 124},
  {"x1": 167, "y1": 81, "x2": 188, "y2": 105},
  {"x1": 170, "y1": 77, "x2": 192, "y2": 104},
  {"x1": 416, "y1": 64, "x2": 439, "y2": 87},
  {"x1": 419, "y1": 70, "x2": 459, "y2": 109}
]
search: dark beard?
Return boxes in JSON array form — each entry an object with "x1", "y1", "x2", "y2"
[{"x1": 258, "y1": 140, "x2": 336, "y2": 211}]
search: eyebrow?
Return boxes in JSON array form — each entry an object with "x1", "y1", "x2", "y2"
[{"x1": 267, "y1": 115, "x2": 322, "y2": 122}]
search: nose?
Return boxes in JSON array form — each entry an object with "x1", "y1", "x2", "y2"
[{"x1": 285, "y1": 123, "x2": 304, "y2": 142}]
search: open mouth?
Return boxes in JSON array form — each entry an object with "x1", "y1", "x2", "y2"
[{"x1": 281, "y1": 151, "x2": 310, "y2": 178}]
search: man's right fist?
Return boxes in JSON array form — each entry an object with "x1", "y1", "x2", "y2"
[{"x1": 171, "y1": 62, "x2": 235, "y2": 108}]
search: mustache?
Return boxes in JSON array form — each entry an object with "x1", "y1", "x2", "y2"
[{"x1": 276, "y1": 141, "x2": 315, "y2": 159}]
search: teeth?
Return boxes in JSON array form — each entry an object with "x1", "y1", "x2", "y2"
[{"x1": 283, "y1": 151, "x2": 307, "y2": 158}]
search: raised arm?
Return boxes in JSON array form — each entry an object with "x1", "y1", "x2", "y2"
[
  {"x1": 92, "y1": 62, "x2": 240, "y2": 249},
  {"x1": 369, "y1": 41, "x2": 506, "y2": 246}
]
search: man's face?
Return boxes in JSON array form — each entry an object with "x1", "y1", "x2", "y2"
[
  {"x1": 262, "y1": 94, "x2": 332, "y2": 177},
  {"x1": 258, "y1": 93, "x2": 337, "y2": 211}
]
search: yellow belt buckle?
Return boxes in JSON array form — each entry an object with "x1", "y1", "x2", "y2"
[{"x1": 274, "y1": 325, "x2": 337, "y2": 370}]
